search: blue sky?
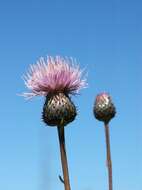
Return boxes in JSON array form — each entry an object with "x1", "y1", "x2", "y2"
[{"x1": 0, "y1": 0, "x2": 142, "y2": 189}]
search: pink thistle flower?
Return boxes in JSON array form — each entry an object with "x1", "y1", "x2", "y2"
[
  {"x1": 21, "y1": 56, "x2": 87, "y2": 189},
  {"x1": 22, "y1": 56, "x2": 86, "y2": 99}
]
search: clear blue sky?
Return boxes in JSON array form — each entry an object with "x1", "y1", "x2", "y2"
[{"x1": 0, "y1": 0, "x2": 142, "y2": 190}]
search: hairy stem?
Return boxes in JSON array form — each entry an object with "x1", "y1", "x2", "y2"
[
  {"x1": 104, "y1": 123, "x2": 113, "y2": 190},
  {"x1": 57, "y1": 126, "x2": 71, "y2": 190}
]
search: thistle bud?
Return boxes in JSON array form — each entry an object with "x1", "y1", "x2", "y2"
[{"x1": 93, "y1": 93, "x2": 116, "y2": 124}]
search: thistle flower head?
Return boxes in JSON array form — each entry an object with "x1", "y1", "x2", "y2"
[
  {"x1": 22, "y1": 56, "x2": 86, "y2": 99},
  {"x1": 93, "y1": 92, "x2": 116, "y2": 124}
]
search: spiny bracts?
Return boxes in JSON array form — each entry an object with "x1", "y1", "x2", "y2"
[{"x1": 42, "y1": 92, "x2": 76, "y2": 127}]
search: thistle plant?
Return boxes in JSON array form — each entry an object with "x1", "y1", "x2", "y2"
[
  {"x1": 93, "y1": 92, "x2": 116, "y2": 190},
  {"x1": 22, "y1": 56, "x2": 86, "y2": 190}
]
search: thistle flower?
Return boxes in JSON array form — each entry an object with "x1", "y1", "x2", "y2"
[
  {"x1": 93, "y1": 92, "x2": 116, "y2": 190},
  {"x1": 22, "y1": 55, "x2": 87, "y2": 190},
  {"x1": 22, "y1": 56, "x2": 86, "y2": 98},
  {"x1": 22, "y1": 56, "x2": 86, "y2": 127}
]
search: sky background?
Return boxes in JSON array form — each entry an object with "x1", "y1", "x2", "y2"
[{"x1": 0, "y1": 0, "x2": 142, "y2": 190}]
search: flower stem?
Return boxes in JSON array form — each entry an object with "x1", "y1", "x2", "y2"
[
  {"x1": 104, "y1": 123, "x2": 113, "y2": 190},
  {"x1": 57, "y1": 126, "x2": 71, "y2": 190}
]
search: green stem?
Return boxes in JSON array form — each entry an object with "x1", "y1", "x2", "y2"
[
  {"x1": 57, "y1": 126, "x2": 71, "y2": 190},
  {"x1": 104, "y1": 123, "x2": 113, "y2": 190}
]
